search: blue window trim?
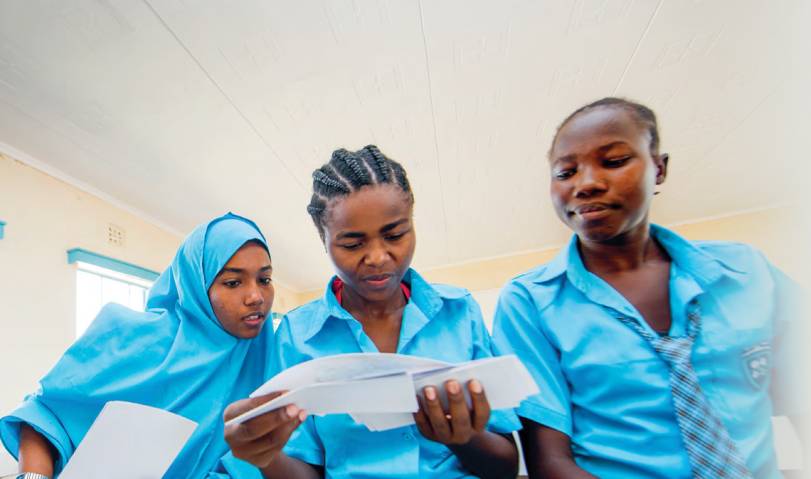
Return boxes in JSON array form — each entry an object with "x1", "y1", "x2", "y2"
[
  {"x1": 67, "y1": 248, "x2": 159, "y2": 282},
  {"x1": 0, "y1": 220, "x2": 5, "y2": 239}
]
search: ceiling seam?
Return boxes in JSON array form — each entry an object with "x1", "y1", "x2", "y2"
[
  {"x1": 416, "y1": 0, "x2": 451, "y2": 260},
  {"x1": 141, "y1": 0, "x2": 304, "y2": 190},
  {"x1": 612, "y1": 0, "x2": 664, "y2": 95}
]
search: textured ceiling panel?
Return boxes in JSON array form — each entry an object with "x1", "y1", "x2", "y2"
[{"x1": 0, "y1": 0, "x2": 807, "y2": 290}]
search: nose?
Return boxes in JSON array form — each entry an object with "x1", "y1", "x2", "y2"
[
  {"x1": 244, "y1": 284, "x2": 264, "y2": 306},
  {"x1": 573, "y1": 165, "x2": 607, "y2": 198},
  {"x1": 363, "y1": 240, "x2": 390, "y2": 268}
]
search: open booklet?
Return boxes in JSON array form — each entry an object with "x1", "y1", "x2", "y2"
[
  {"x1": 225, "y1": 353, "x2": 538, "y2": 432},
  {"x1": 59, "y1": 401, "x2": 197, "y2": 479}
]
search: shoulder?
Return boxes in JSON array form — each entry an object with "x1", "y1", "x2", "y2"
[
  {"x1": 693, "y1": 240, "x2": 770, "y2": 275},
  {"x1": 500, "y1": 264, "x2": 566, "y2": 312},
  {"x1": 278, "y1": 298, "x2": 327, "y2": 338},
  {"x1": 431, "y1": 282, "x2": 472, "y2": 301}
]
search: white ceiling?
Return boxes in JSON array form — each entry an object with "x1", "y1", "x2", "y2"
[{"x1": 0, "y1": 0, "x2": 808, "y2": 292}]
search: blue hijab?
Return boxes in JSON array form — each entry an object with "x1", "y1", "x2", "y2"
[{"x1": 0, "y1": 213, "x2": 274, "y2": 477}]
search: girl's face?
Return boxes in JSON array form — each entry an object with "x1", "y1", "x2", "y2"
[
  {"x1": 208, "y1": 242, "x2": 274, "y2": 338},
  {"x1": 323, "y1": 184, "x2": 416, "y2": 303},
  {"x1": 549, "y1": 106, "x2": 667, "y2": 242}
]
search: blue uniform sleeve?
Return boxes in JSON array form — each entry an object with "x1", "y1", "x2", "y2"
[
  {"x1": 0, "y1": 395, "x2": 74, "y2": 474},
  {"x1": 465, "y1": 296, "x2": 522, "y2": 434},
  {"x1": 205, "y1": 452, "x2": 263, "y2": 478},
  {"x1": 767, "y1": 260, "x2": 809, "y2": 416},
  {"x1": 492, "y1": 280, "x2": 573, "y2": 436},
  {"x1": 273, "y1": 317, "x2": 325, "y2": 467}
]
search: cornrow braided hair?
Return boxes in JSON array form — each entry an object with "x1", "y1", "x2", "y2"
[
  {"x1": 550, "y1": 97, "x2": 661, "y2": 157},
  {"x1": 307, "y1": 145, "x2": 414, "y2": 241}
]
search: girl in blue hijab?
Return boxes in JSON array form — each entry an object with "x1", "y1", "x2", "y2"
[{"x1": 1, "y1": 212, "x2": 275, "y2": 478}]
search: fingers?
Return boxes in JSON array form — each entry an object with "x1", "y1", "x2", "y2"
[
  {"x1": 421, "y1": 386, "x2": 452, "y2": 439},
  {"x1": 227, "y1": 403, "x2": 302, "y2": 443},
  {"x1": 468, "y1": 379, "x2": 491, "y2": 432},
  {"x1": 445, "y1": 380, "x2": 473, "y2": 441},
  {"x1": 223, "y1": 391, "x2": 286, "y2": 422},
  {"x1": 413, "y1": 402, "x2": 434, "y2": 439},
  {"x1": 238, "y1": 412, "x2": 305, "y2": 467},
  {"x1": 223, "y1": 394, "x2": 308, "y2": 469}
]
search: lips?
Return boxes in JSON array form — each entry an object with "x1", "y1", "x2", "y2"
[
  {"x1": 242, "y1": 311, "x2": 265, "y2": 326},
  {"x1": 571, "y1": 202, "x2": 616, "y2": 220},
  {"x1": 361, "y1": 273, "x2": 394, "y2": 289}
]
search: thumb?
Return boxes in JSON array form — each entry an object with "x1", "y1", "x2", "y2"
[{"x1": 223, "y1": 390, "x2": 287, "y2": 422}]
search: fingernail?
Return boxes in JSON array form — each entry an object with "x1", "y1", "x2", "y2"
[
  {"x1": 298, "y1": 410, "x2": 308, "y2": 422},
  {"x1": 425, "y1": 387, "x2": 436, "y2": 400},
  {"x1": 286, "y1": 404, "x2": 299, "y2": 418},
  {"x1": 447, "y1": 381, "x2": 460, "y2": 394},
  {"x1": 470, "y1": 380, "x2": 482, "y2": 394}
]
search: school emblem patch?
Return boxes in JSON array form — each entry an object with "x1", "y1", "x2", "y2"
[{"x1": 741, "y1": 341, "x2": 771, "y2": 390}]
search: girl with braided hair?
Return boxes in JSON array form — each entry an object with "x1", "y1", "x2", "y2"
[{"x1": 223, "y1": 145, "x2": 520, "y2": 479}]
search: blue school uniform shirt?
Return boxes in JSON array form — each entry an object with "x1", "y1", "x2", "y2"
[
  {"x1": 273, "y1": 268, "x2": 520, "y2": 479},
  {"x1": 492, "y1": 225, "x2": 807, "y2": 479},
  {"x1": 0, "y1": 213, "x2": 275, "y2": 479}
]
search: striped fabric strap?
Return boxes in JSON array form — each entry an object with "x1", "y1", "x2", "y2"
[{"x1": 617, "y1": 305, "x2": 752, "y2": 479}]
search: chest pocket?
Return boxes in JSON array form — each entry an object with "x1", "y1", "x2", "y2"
[{"x1": 697, "y1": 327, "x2": 773, "y2": 394}]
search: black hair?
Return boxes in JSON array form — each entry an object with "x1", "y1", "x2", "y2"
[
  {"x1": 551, "y1": 97, "x2": 661, "y2": 157},
  {"x1": 307, "y1": 145, "x2": 414, "y2": 241}
]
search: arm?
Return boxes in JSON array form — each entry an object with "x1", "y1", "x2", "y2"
[
  {"x1": 223, "y1": 394, "x2": 322, "y2": 479},
  {"x1": 18, "y1": 424, "x2": 56, "y2": 476},
  {"x1": 414, "y1": 380, "x2": 518, "y2": 479},
  {"x1": 519, "y1": 418, "x2": 596, "y2": 479}
]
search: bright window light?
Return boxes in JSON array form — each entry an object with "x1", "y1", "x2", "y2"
[{"x1": 75, "y1": 261, "x2": 153, "y2": 338}]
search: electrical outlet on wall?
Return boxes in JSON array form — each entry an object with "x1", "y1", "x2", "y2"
[{"x1": 107, "y1": 223, "x2": 125, "y2": 246}]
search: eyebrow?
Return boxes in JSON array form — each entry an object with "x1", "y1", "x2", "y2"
[
  {"x1": 553, "y1": 141, "x2": 632, "y2": 163},
  {"x1": 597, "y1": 141, "x2": 630, "y2": 152},
  {"x1": 380, "y1": 218, "x2": 409, "y2": 233},
  {"x1": 335, "y1": 218, "x2": 410, "y2": 240},
  {"x1": 219, "y1": 265, "x2": 272, "y2": 274}
]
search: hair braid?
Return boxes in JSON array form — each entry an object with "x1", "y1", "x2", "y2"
[{"x1": 306, "y1": 144, "x2": 414, "y2": 241}]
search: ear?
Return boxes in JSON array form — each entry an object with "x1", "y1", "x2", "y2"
[{"x1": 654, "y1": 153, "x2": 669, "y2": 185}]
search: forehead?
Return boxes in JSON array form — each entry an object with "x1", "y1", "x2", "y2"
[
  {"x1": 224, "y1": 242, "x2": 271, "y2": 267},
  {"x1": 326, "y1": 184, "x2": 411, "y2": 232},
  {"x1": 551, "y1": 106, "x2": 649, "y2": 159}
]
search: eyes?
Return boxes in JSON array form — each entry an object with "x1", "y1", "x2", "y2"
[
  {"x1": 553, "y1": 156, "x2": 631, "y2": 180},
  {"x1": 338, "y1": 231, "x2": 409, "y2": 250},
  {"x1": 221, "y1": 276, "x2": 273, "y2": 288}
]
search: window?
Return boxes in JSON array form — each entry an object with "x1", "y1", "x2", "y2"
[{"x1": 67, "y1": 248, "x2": 158, "y2": 338}]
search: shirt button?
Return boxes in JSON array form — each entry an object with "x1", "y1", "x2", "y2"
[{"x1": 402, "y1": 432, "x2": 414, "y2": 440}]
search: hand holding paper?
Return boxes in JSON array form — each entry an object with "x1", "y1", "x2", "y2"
[
  {"x1": 222, "y1": 391, "x2": 306, "y2": 469},
  {"x1": 226, "y1": 353, "x2": 538, "y2": 433}
]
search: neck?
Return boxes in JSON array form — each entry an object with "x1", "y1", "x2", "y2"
[
  {"x1": 578, "y1": 223, "x2": 669, "y2": 273},
  {"x1": 341, "y1": 284, "x2": 407, "y2": 322}
]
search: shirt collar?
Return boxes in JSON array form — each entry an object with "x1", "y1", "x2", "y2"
[
  {"x1": 533, "y1": 224, "x2": 744, "y2": 288},
  {"x1": 299, "y1": 268, "x2": 454, "y2": 343}
]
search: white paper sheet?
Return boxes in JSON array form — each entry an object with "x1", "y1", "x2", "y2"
[
  {"x1": 59, "y1": 401, "x2": 197, "y2": 479},
  {"x1": 251, "y1": 353, "x2": 448, "y2": 397},
  {"x1": 231, "y1": 353, "x2": 538, "y2": 432},
  {"x1": 227, "y1": 372, "x2": 417, "y2": 426},
  {"x1": 412, "y1": 355, "x2": 539, "y2": 410},
  {"x1": 352, "y1": 356, "x2": 539, "y2": 430}
]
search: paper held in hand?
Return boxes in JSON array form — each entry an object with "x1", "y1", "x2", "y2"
[
  {"x1": 225, "y1": 353, "x2": 538, "y2": 432},
  {"x1": 59, "y1": 401, "x2": 197, "y2": 479}
]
